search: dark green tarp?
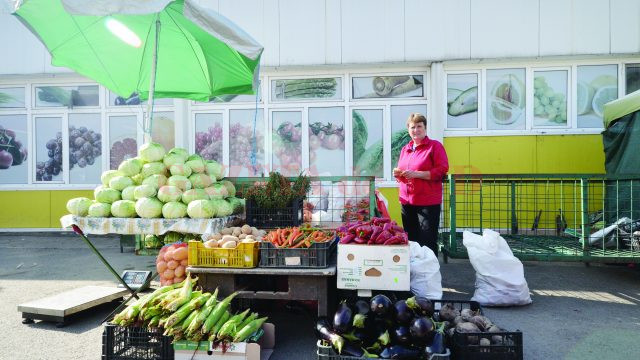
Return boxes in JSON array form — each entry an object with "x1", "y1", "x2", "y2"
[{"x1": 602, "y1": 98, "x2": 640, "y2": 222}]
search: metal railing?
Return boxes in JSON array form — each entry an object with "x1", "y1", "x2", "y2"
[{"x1": 440, "y1": 174, "x2": 640, "y2": 263}]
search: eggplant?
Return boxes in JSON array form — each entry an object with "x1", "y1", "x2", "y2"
[
  {"x1": 352, "y1": 300, "x2": 370, "y2": 328},
  {"x1": 341, "y1": 341, "x2": 365, "y2": 357},
  {"x1": 425, "y1": 321, "x2": 447, "y2": 355},
  {"x1": 333, "y1": 301, "x2": 353, "y2": 334},
  {"x1": 393, "y1": 300, "x2": 414, "y2": 326},
  {"x1": 392, "y1": 326, "x2": 411, "y2": 346},
  {"x1": 315, "y1": 317, "x2": 345, "y2": 354},
  {"x1": 405, "y1": 296, "x2": 434, "y2": 317},
  {"x1": 370, "y1": 294, "x2": 392, "y2": 317},
  {"x1": 380, "y1": 345, "x2": 422, "y2": 359},
  {"x1": 409, "y1": 317, "x2": 435, "y2": 345}
]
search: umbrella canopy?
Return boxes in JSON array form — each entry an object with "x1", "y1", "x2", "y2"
[
  {"x1": 10, "y1": 0, "x2": 263, "y2": 102},
  {"x1": 603, "y1": 89, "x2": 640, "y2": 129}
]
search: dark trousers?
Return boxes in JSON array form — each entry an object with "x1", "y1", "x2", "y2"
[{"x1": 401, "y1": 203, "x2": 441, "y2": 257}]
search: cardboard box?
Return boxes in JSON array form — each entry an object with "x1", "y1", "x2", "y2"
[
  {"x1": 337, "y1": 244, "x2": 410, "y2": 291},
  {"x1": 174, "y1": 323, "x2": 275, "y2": 360}
]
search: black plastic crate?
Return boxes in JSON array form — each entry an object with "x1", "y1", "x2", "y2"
[
  {"x1": 259, "y1": 235, "x2": 337, "y2": 268},
  {"x1": 245, "y1": 198, "x2": 303, "y2": 228},
  {"x1": 451, "y1": 330, "x2": 523, "y2": 360},
  {"x1": 429, "y1": 300, "x2": 522, "y2": 360},
  {"x1": 317, "y1": 340, "x2": 450, "y2": 360},
  {"x1": 102, "y1": 323, "x2": 174, "y2": 360}
]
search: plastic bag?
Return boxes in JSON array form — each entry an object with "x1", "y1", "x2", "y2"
[
  {"x1": 409, "y1": 241, "x2": 443, "y2": 300},
  {"x1": 463, "y1": 230, "x2": 532, "y2": 306}
]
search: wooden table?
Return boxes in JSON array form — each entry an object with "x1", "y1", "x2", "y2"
[{"x1": 187, "y1": 263, "x2": 337, "y2": 317}]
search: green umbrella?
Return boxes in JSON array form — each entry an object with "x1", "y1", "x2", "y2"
[{"x1": 10, "y1": 0, "x2": 262, "y2": 132}]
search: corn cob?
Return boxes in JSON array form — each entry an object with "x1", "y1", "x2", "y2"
[
  {"x1": 233, "y1": 317, "x2": 268, "y2": 342},
  {"x1": 201, "y1": 291, "x2": 237, "y2": 335}
]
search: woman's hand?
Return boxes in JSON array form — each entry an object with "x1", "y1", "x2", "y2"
[
  {"x1": 402, "y1": 170, "x2": 431, "y2": 180},
  {"x1": 393, "y1": 167, "x2": 404, "y2": 177}
]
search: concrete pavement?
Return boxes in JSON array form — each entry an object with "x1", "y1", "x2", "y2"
[{"x1": 0, "y1": 233, "x2": 639, "y2": 359}]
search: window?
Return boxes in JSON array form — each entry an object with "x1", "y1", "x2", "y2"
[
  {"x1": 352, "y1": 75, "x2": 424, "y2": 99},
  {"x1": 626, "y1": 64, "x2": 640, "y2": 95},
  {"x1": 108, "y1": 91, "x2": 173, "y2": 107},
  {"x1": 447, "y1": 73, "x2": 478, "y2": 129},
  {"x1": 486, "y1": 68, "x2": 526, "y2": 130},
  {"x1": 194, "y1": 113, "x2": 223, "y2": 162},
  {"x1": 149, "y1": 111, "x2": 175, "y2": 151},
  {"x1": 0, "y1": 87, "x2": 25, "y2": 108},
  {"x1": 271, "y1": 111, "x2": 302, "y2": 176},
  {"x1": 35, "y1": 85, "x2": 99, "y2": 107},
  {"x1": 577, "y1": 65, "x2": 618, "y2": 128},
  {"x1": 309, "y1": 107, "x2": 345, "y2": 176},
  {"x1": 533, "y1": 70, "x2": 568, "y2": 127},
  {"x1": 0, "y1": 114, "x2": 28, "y2": 184},
  {"x1": 229, "y1": 109, "x2": 264, "y2": 176},
  {"x1": 271, "y1": 78, "x2": 342, "y2": 101},
  {"x1": 390, "y1": 105, "x2": 426, "y2": 174},
  {"x1": 68, "y1": 113, "x2": 102, "y2": 184},
  {"x1": 108, "y1": 115, "x2": 138, "y2": 170},
  {"x1": 352, "y1": 109, "x2": 383, "y2": 178},
  {"x1": 34, "y1": 116, "x2": 63, "y2": 182}
]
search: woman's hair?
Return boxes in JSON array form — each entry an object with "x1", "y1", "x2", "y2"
[{"x1": 406, "y1": 113, "x2": 427, "y2": 127}]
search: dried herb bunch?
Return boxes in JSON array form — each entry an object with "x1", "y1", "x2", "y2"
[{"x1": 245, "y1": 171, "x2": 310, "y2": 209}]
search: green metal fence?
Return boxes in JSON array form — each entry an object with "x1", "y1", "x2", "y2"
[
  {"x1": 440, "y1": 174, "x2": 640, "y2": 263},
  {"x1": 229, "y1": 176, "x2": 376, "y2": 229}
]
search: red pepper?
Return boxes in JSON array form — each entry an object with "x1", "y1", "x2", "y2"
[
  {"x1": 357, "y1": 225, "x2": 374, "y2": 239},
  {"x1": 383, "y1": 235, "x2": 404, "y2": 245},
  {"x1": 376, "y1": 230, "x2": 393, "y2": 244},
  {"x1": 340, "y1": 234, "x2": 355, "y2": 244},
  {"x1": 354, "y1": 236, "x2": 367, "y2": 244},
  {"x1": 369, "y1": 227, "x2": 382, "y2": 244}
]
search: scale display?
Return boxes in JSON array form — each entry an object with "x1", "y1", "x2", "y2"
[{"x1": 118, "y1": 270, "x2": 152, "y2": 290}]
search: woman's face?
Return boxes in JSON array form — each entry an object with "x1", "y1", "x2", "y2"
[{"x1": 408, "y1": 121, "x2": 426, "y2": 143}]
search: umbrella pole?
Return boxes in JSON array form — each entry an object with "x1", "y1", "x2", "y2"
[{"x1": 144, "y1": 19, "x2": 161, "y2": 143}]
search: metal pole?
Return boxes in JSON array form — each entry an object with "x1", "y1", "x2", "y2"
[
  {"x1": 71, "y1": 225, "x2": 139, "y2": 299},
  {"x1": 144, "y1": 18, "x2": 160, "y2": 143}
]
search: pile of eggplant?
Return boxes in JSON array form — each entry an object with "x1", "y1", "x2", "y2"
[{"x1": 316, "y1": 295, "x2": 447, "y2": 359}]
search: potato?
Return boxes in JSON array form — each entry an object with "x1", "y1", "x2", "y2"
[
  {"x1": 163, "y1": 250, "x2": 175, "y2": 262},
  {"x1": 204, "y1": 239, "x2": 218, "y2": 248},
  {"x1": 167, "y1": 260, "x2": 178, "y2": 270},
  {"x1": 174, "y1": 265, "x2": 185, "y2": 278},
  {"x1": 238, "y1": 233, "x2": 247, "y2": 240},
  {"x1": 173, "y1": 247, "x2": 188, "y2": 261},
  {"x1": 213, "y1": 233, "x2": 223, "y2": 241},
  {"x1": 163, "y1": 268, "x2": 175, "y2": 279},
  {"x1": 220, "y1": 228, "x2": 233, "y2": 235},
  {"x1": 156, "y1": 261, "x2": 167, "y2": 273},
  {"x1": 232, "y1": 227, "x2": 242, "y2": 237},
  {"x1": 180, "y1": 259, "x2": 188, "y2": 267},
  {"x1": 221, "y1": 240, "x2": 237, "y2": 248},
  {"x1": 241, "y1": 224, "x2": 252, "y2": 235},
  {"x1": 241, "y1": 238, "x2": 256, "y2": 244},
  {"x1": 173, "y1": 276, "x2": 185, "y2": 284},
  {"x1": 222, "y1": 235, "x2": 239, "y2": 242}
]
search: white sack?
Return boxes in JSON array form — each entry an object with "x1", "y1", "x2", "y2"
[
  {"x1": 463, "y1": 229, "x2": 532, "y2": 306},
  {"x1": 409, "y1": 241, "x2": 443, "y2": 300}
]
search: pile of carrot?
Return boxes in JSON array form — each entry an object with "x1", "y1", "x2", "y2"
[{"x1": 264, "y1": 226, "x2": 335, "y2": 248}]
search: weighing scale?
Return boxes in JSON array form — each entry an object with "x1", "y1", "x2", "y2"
[
  {"x1": 18, "y1": 225, "x2": 156, "y2": 327},
  {"x1": 18, "y1": 271, "x2": 153, "y2": 327}
]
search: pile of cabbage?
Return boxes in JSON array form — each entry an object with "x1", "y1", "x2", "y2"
[{"x1": 66, "y1": 142, "x2": 244, "y2": 219}]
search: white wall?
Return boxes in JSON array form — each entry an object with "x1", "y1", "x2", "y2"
[{"x1": 1, "y1": 0, "x2": 639, "y2": 75}]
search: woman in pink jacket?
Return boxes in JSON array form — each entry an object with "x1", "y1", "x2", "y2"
[{"x1": 393, "y1": 113, "x2": 449, "y2": 257}]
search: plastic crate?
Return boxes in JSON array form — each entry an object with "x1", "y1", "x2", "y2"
[
  {"x1": 187, "y1": 240, "x2": 259, "y2": 268},
  {"x1": 316, "y1": 340, "x2": 450, "y2": 360},
  {"x1": 245, "y1": 198, "x2": 303, "y2": 228},
  {"x1": 430, "y1": 300, "x2": 523, "y2": 360},
  {"x1": 259, "y1": 233, "x2": 337, "y2": 268},
  {"x1": 102, "y1": 323, "x2": 174, "y2": 360}
]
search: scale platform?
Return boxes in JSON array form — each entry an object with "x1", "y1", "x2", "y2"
[{"x1": 18, "y1": 286, "x2": 129, "y2": 327}]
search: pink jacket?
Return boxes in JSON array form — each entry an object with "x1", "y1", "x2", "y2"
[{"x1": 395, "y1": 137, "x2": 449, "y2": 206}]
